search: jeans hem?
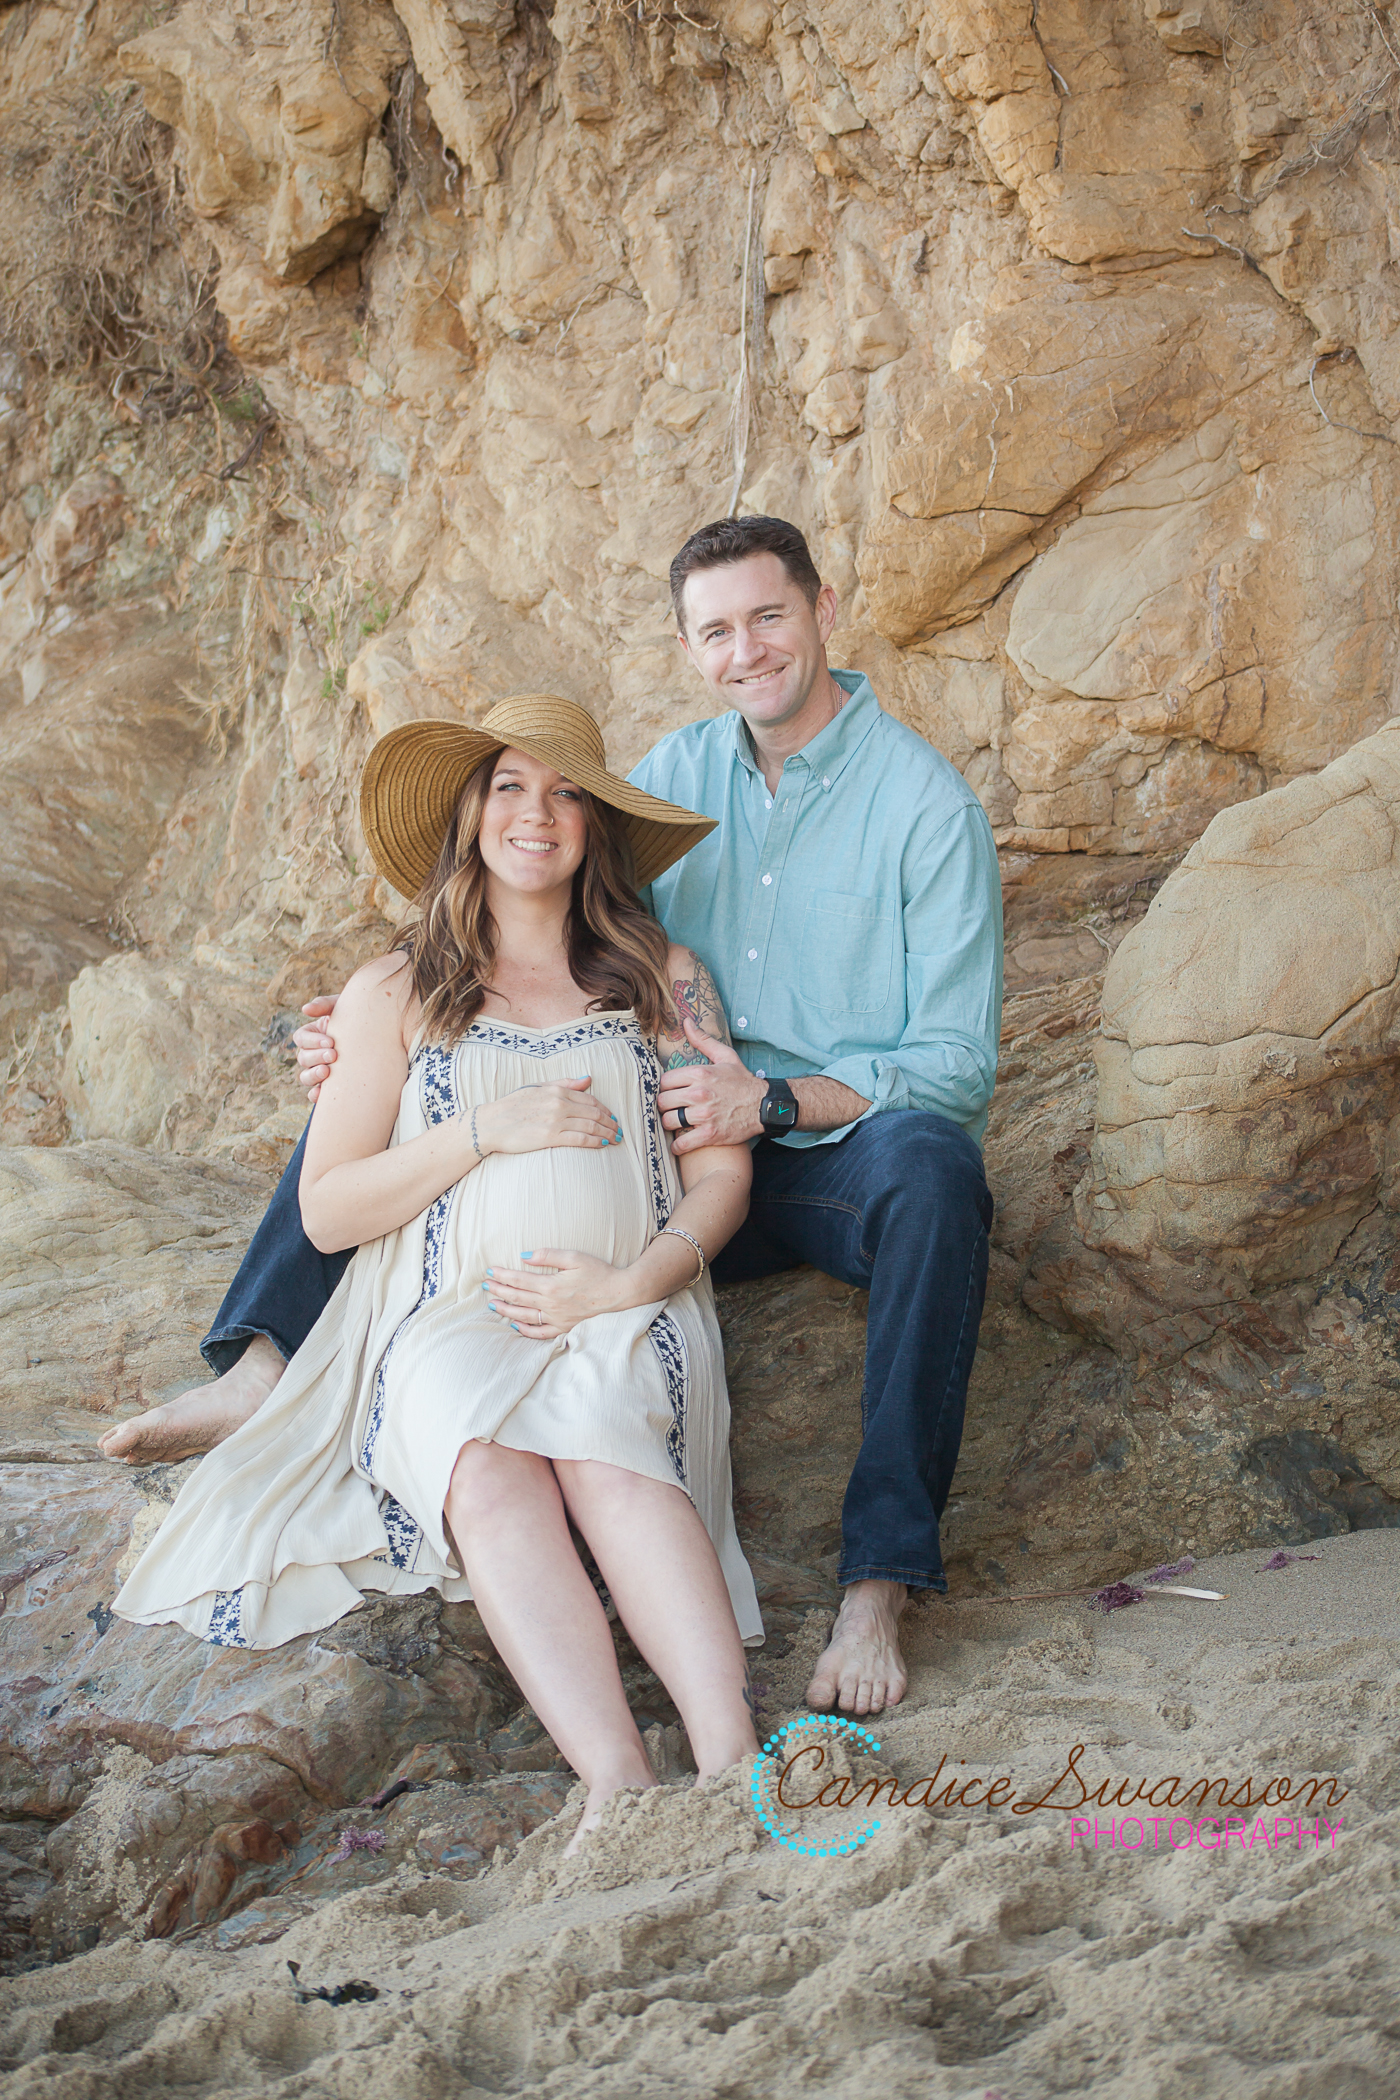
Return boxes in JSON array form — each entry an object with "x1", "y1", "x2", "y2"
[
  {"x1": 838, "y1": 1565, "x2": 947, "y2": 1594},
  {"x1": 202, "y1": 1324, "x2": 292, "y2": 1379}
]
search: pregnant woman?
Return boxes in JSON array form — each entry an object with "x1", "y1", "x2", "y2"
[{"x1": 115, "y1": 695, "x2": 762, "y2": 1845}]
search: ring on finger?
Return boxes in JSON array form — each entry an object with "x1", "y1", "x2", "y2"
[{"x1": 676, "y1": 1104, "x2": 690, "y2": 1130}]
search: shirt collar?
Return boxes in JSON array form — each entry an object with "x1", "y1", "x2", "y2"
[{"x1": 730, "y1": 669, "x2": 881, "y2": 790}]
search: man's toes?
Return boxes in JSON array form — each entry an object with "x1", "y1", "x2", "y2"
[{"x1": 805, "y1": 1666, "x2": 839, "y2": 1712}]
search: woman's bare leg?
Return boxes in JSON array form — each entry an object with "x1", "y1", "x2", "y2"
[
  {"x1": 444, "y1": 1442, "x2": 656, "y2": 1851},
  {"x1": 554, "y1": 1460, "x2": 758, "y2": 1781}
]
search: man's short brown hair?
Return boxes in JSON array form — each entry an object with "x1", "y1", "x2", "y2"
[{"x1": 669, "y1": 515, "x2": 822, "y2": 630}]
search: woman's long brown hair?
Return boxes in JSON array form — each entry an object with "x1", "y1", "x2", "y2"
[{"x1": 394, "y1": 751, "x2": 673, "y2": 1042}]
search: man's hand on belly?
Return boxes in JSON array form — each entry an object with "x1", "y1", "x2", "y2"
[{"x1": 658, "y1": 1021, "x2": 766, "y2": 1151}]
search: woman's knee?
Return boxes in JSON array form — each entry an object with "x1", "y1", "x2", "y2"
[
  {"x1": 446, "y1": 1440, "x2": 557, "y2": 1522},
  {"x1": 555, "y1": 1457, "x2": 686, "y2": 1526}
]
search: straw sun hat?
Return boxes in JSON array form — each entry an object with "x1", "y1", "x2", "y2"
[{"x1": 360, "y1": 694, "x2": 716, "y2": 899}]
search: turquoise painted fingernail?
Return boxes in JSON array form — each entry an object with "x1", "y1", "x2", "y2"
[
  {"x1": 520, "y1": 1250, "x2": 534, "y2": 1259},
  {"x1": 511, "y1": 1322, "x2": 521, "y2": 1332},
  {"x1": 485, "y1": 1267, "x2": 494, "y2": 1276}
]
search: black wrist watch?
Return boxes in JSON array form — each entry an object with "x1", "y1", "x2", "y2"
[{"x1": 758, "y1": 1078, "x2": 799, "y2": 1133}]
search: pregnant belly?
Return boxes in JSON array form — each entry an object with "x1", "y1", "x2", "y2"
[{"x1": 460, "y1": 1143, "x2": 654, "y2": 1276}]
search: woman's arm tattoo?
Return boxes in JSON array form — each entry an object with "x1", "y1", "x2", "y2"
[{"x1": 663, "y1": 956, "x2": 732, "y2": 1067}]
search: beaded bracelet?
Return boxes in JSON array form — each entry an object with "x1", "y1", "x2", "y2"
[
  {"x1": 658, "y1": 1225, "x2": 705, "y2": 1284},
  {"x1": 469, "y1": 1106, "x2": 488, "y2": 1163}
]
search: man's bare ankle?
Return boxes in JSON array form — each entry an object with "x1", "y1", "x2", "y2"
[
  {"x1": 837, "y1": 1579, "x2": 907, "y2": 1623},
  {"x1": 229, "y1": 1335, "x2": 286, "y2": 1392}
]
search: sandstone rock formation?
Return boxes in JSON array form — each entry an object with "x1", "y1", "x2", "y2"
[
  {"x1": 1031, "y1": 717, "x2": 1400, "y2": 1357},
  {"x1": 4, "y1": 0, "x2": 1400, "y2": 1974}
]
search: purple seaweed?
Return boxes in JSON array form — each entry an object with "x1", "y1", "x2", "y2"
[
  {"x1": 1146, "y1": 1556, "x2": 1197, "y2": 1584},
  {"x1": 1260, "y1": 1550, "x2": 1322, "y2": 1572},
  {"x1": 331, "y1": 1827, "x2": 386, "y2": 1861},
  {"x1": 1089, "y1": 1581, "x2": 1146, "y2": 1614}
]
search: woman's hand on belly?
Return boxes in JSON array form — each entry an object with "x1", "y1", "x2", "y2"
[
  {"x1": 484, "y1": 1250, "x2": 629, "y2": 1339},
  {"x1": 476, "y1": 1077, "x2": 620, "y2": 1158}
]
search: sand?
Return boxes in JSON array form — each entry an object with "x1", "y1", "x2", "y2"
[{"x1": 2, "y1": 1529, "x2": 1398, "y2": 2098}]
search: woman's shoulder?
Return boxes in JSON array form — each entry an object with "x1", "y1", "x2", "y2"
[{"x1": 329, "y1": 951, "x2": 417, "y2": 1036}]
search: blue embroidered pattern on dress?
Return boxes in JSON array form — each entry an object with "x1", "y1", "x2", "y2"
[
  {"x1": 208, "y1": 1587, "x2": 250, "y2": 1648},
  {"x1": 467, "y1": 1013, "x2": 638, "y2": 1059},
  {"x1": 648, "y1": 1311, "x2": 689, "y2": 1488},
  {"x1": 381, "y1": 1493, "x2": 424, "y2": 1571},
  {"x1": 625, "y1": 1036, "x2": 672, "y2": 1232},
  {"x1": 358, "y1": 1045, "x2": 460, "y2": 1494}
]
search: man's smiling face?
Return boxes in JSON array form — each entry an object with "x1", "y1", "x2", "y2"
[{"x1": 678, "y1": 551, "x2": 838, "y2": 734}]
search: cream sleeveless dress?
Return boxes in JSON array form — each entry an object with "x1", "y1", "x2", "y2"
[{"x1": 113, "y1": 1011, "x2": 762, "y2": 1650}]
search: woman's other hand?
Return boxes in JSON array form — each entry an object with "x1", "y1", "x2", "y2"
[
  {"x1": 475, "y1": 1077, "x2": 620, "y2": 1157},
  {"x1": 295, "y1": 996, "x2": 339, "y2": 1103},
  {"x1": 484, "y1": 1250, "x2": 626, "y2": 1338}
]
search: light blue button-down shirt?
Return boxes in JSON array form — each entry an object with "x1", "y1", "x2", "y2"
[{"x1": 630, "y1": 670, "x2": 1003, "y2": 1148}]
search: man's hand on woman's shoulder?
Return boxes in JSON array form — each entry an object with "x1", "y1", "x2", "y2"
[
  {"x1": 295, "y1": 994, "x2": 340, "y2": 1102},
  {"x1": 294, "y1": 956, "x2": 409, "y2": 1100}
]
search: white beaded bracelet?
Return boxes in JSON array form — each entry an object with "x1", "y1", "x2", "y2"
[{"x1": 658, "y1": 1225, "x2": 705, "y2": 1284}]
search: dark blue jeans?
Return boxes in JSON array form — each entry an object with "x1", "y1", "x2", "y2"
[{"x1": 204, "y1": 1108, "x2": 991, "y2": 1592}]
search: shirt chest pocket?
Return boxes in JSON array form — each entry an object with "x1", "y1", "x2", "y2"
[{"x1": 798, "y1": 889, "x2": 894, "y2": 1015}]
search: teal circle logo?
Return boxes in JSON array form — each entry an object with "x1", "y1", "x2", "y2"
[{"x1": 751, "y1": 1712, "x2": 884, "y2": 1858}]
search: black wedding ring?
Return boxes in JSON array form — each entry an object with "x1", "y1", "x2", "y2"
[{"x1": 676, "y1": 1105, "x2": 690, "y2": 1130}]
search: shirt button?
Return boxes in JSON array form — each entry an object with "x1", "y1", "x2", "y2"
[
  {"x1": 736, "y1": 1017, "x2": 748, "y2": 1029},
  {"x1": 764, "y1": 799, "x2": 772, "y2": 810},
  {"x1": 822, "y1": 776, "x2": 831, "y2": 789},
  {"x1": 762, "y1": 873, "x2": 772, "y2": 886},
  {"x1": 747, "y1": 948, "x2": 758, "y2": 960}
]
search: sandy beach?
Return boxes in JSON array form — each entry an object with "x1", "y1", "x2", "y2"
[{"x1": 2, "y1": 1528, "x2": 1396, "y2": 2097}]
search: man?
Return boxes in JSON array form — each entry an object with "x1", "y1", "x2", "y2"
[{"x1": 102, "y1": 516, "x2": 1001, "y2": 1716}]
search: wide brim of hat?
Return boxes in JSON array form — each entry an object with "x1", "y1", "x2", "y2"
[{"x1": 361, "y1": 717, "x2": 715, "y2": 898}]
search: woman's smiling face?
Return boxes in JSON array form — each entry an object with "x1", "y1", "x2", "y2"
[{"x1": 475, "y1": 746, "x2": 589, "y2": 898}]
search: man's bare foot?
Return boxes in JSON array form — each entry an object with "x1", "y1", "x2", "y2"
[
  {"x1": 805, "y1": 1580, "x2": 909, "y2": 1716},
  {"x1": 97, "y1": 1335, "x2": 286, "y2": 1466},
  {"x1": 563, "y1": 1761, "x2": 657, "y2": 1857}
]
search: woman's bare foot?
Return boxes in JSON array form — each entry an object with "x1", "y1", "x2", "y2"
[
  {"x1": 97, "y1": 1336, "x2": 286, "y2": 1465},
  {"x1": 805, "y1": 1580, "x2": 909, "y2": 1716},
  {"x1": 562, "y1": 1757, "x2": 658, "y2": 1857}
]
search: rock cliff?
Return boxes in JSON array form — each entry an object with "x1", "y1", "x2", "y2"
[{"x1": 2, "y1": 0, "x2": 1400, "y2": 1967}]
